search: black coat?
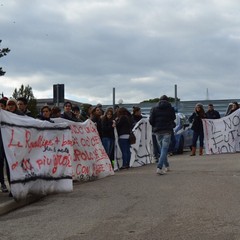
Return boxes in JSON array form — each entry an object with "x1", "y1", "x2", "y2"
[{"x1": 149, "y1": 100, "x2": 176, "y2": 134}]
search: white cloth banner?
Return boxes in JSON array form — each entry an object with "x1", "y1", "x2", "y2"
[
  {"x1": 114, "y1": 118, "x2": 154, "y2": 170},
  {"x1": 0, "y1": 109, "x2": 73, "y2": 201},
  {"x1": 0, "y1": 110, "x2": 114, "y2": 200},
  {"x1": 202, "y1": 109, "x2": 240, "y2": 154},
  {"x1": 53, "y1": 118, "x2": 114, "y2": 180},
  {"x1": 130, "y1": 118, "x2": 154, "y2": 167}
]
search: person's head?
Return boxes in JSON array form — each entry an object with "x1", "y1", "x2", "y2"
[
  {"x1": 195, "y1": 103, "x2": 205, "y2": 116},
  {"x1": 17, "y1": 97, "x2": 28, "y2": 112},
  {"x1": 117, "y1": 107, "x2": 129, "y2": 117},
  {"x1": 104, "y1": 108, "x2": 114, "y2": 120},
  {"x1": 41, "y1": 105, "x2": 51, "y2": 119},
  {"x1": 160, "y1": 95, "x2": 169, "y2": 101},
  {"x1": 6, "y1": 98, "x2": 18, "y2": 112},
  {"x1": 63, "y1": 101, "x2": 72, "y2": 113},
  {"x1": 51, "y1": 106, "x2": 61, "y2": 118},
  {"x1": 72, "y1": 105, "x2": 80, "y2": 115},
  {"x1": 0, "y1": 98, "x2": 7, "y2": 110},
  {"x1": 91, "y1": 106, "x2": 102, "y2": 117},
  {"x1": 231, "y1": 102, "x2": 239, "y2": 110},
  {"x1": 132, "y1": 106, "x2": 141, "y2": 116},
  {"x1": 208, "y1": 103, "x2": 214, "y2": 111}
]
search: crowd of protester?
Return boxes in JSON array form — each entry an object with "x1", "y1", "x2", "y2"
[{"x1": 0, "y1": 95, "x2": 239, "y2": 192}]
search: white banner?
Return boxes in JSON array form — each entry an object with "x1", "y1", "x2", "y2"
[
  {"x1": 53, "y1": 118, "x2": 114, "y2": 181},
  {"x1": 0, "y1": 109, "x2": 73, "y2": 201},
  {"x1": 0, "y1": 110, "x2": 114, "y2": 200},
  {"x1": 114, "y1": 118, "x2": 154, "y2": 170},
  {"x1": 202, "y1": 109, "x2": 240, "y2": 154}
]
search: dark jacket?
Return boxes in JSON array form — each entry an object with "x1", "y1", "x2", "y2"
[
  {"x1": 206, "y1": 110, "x2": 220, "y2": 119},
  {"x1": 61, "y1": 112, "x2": 78, "y2": 122},
  {"x1": 149, "y1": 100, "x2": 176, "y2": 134},
  {"x1": 189, "y1": 112, "x2": 205, "y2": 133},
  {"x1": 101, "y1": 118, "x2": 114, "y2": 138},
  {"x1": 116, "y1": 115, "x2": 132, "y2": 136}
]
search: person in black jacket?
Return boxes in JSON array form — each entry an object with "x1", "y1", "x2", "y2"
[
  {"x1": 189, "y1": 103, "x2": 206, "y2": 156},
  {"x1": 101, "y1": 108, "x2": 115, "y2": 161},
  {"x1": 149, "y1": 95, "x2": 176, "y2": 175},
  {"x1": 206, "y1": 103, "x2": 220, "y2": 119},
  {"x1": 116, "y1": 107, "x2": 132, "y2": 169}
]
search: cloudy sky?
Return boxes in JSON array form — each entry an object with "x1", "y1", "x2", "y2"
[{"x1": 1, "y1": 0, "x2": 240, "y2": 105}]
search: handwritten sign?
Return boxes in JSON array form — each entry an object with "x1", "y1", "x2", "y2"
[
  {"x1": 202, "y1": 109, "x2": 240, "y2": 154},
  {"x1": 43, "y1": 118, "x2": 114, "y2": 181},
  {"x1": 0, "y1": 110, "x2": 114, "y2": 200}
]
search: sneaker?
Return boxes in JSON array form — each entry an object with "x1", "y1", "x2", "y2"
[
  {"x1": 156, "y1": 168, "x2": 165, "y2": 175},
  {"x1": 165, "y1": 167, "x2": 170, "y2": 172},
  {"x1": 1, "y1": 183, "x2": 9, "y2": 193}
]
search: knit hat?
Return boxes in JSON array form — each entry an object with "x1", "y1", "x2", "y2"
[{"x1": 7, "y1": 98, "x2": 17, "y2": 106}]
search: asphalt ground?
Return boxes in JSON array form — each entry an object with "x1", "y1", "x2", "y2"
[{"x1": 1, "y1": 150, "x2": 240, "y2": 240}]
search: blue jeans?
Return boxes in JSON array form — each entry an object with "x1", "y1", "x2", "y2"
[
  {"x1": 102, "y1": 137, "x2": 114, "y2": 158},
  {"x1": 118, "y1": 138, "x2": 131, "y2": 167},
  {"x1": 155, "y1": 133, "x2": 171, "y2": 169},
  {"x1": 192, "y1": 131, "x2": 204, "y2": 148}
]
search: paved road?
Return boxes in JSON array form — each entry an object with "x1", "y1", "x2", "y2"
[{"x1": 1, "y1": 151, "x2": 240, "y2": 240}]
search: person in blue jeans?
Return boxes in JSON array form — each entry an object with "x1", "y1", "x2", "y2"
[
  {"x1": 101, "y1": 108, "x2": 115, "y2": 164},
  {"x1": 149, "y1": 95, "x2": 176, "y2": 175},
  {"x1": 116, "y1": 107, "x2": 133, "y2": 169}
]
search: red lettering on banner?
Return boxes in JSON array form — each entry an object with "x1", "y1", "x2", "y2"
[
  {"x1": 94, "y1": 164, "x2": 105, "y2": 174},
  {"x1": 76, "y1": 164, "x2": 90, "y2": 175},
  {"x1": 36, "y1": 156, "x2": 52, "y2": 170},
  {"x1": 70, "y1": 125, "x2": 84, "y2": 134},
  {"x1": 25, "y1": 130, "x2": 54, "y2": 153},
  {"x1": 74, "y1": 149, "x2": 94, "y2": 161},
  {"x1": 21, "y1": 159, "x2": 33, "y2": 171},
  {"x1": 80, "y1": 137, "x2": 91, "y2": 147},
  {"x1": 61, "y1": 134, "x2": 73, "y2": 147},
  {"x1": 8, "y1": 129, "x2": 23, "y2": 148},
  {"x1": 11, "y1": 161, "x2": 19, "y2": 170},
  {"x1": 85, "y1": 122, "x2": 97, "y2": 133},
  {"x1": 91, "y1": 136, "x2": 101, "y2": 146},
  {"x1": 52, "y1": 154, "x2": 72, "y2": 174}
]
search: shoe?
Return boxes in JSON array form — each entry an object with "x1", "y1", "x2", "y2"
[
  {"x1": 1, "y1": 183, "x2": 9, "y2": 193},
  {"x1": 156, "y1": 168, "x2": 165, "y2": 175},
  {"x1": 165, "y1": 167, "x2": 170, "y2": 172}
]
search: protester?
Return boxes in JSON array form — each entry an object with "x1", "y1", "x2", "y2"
[
  {"x1": 189, "y1": 103, "x2": 206, "y2": 156},
  {"x1": 91, "y1": 106, "x2": 103, "y2": 139},
  {"x1": 61, "y1": 101, "x2": 78, "y2": 122},
  {"x1": 51, "y1": 106, "x2": 61, "y2": 118},
  {"x1": 101, "y1": 108, "x2": 115, "y2": 162},
  {"x1": 37, "y1": 105, "x2": 54, "y2": 123},
  {"x1": 5, "y1": 98, "x2": 25, "y2": 196},
  {"x1": 72, "y1": 105, "x2": 85, "y2": 122},
  {"x1": 115, "y1": 107, "x2": 132, "y2": 169},
  {"x1": 227, "y1": 102, "x2": 239, "y2": 115},
  {"x1": 17, "y1": 97, "x2": 32, "y2": 117},
  {"x1": 149, "y1": 95, "x2": 176, "y2": 175},
  {"x1": 206, "y1": 103, "x2": 220, "y2": 119},
  {"x1": 132, "y1": 106, "x2": 143, "y2": 127},
  {"x1": 0, "y1": 98, "x2": 8, "y2": 193}
]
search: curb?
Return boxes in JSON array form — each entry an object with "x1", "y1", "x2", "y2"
[{"x1": 0, "y1": 196, "x2": 42, "y2": 216}]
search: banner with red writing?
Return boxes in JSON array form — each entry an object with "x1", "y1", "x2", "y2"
[
  {"x1": 0, "y1": 109, "x2": 73, "y2": 201},
  {"x1": 53, "y1": 118, "x2": 114, "y2": 181}
]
